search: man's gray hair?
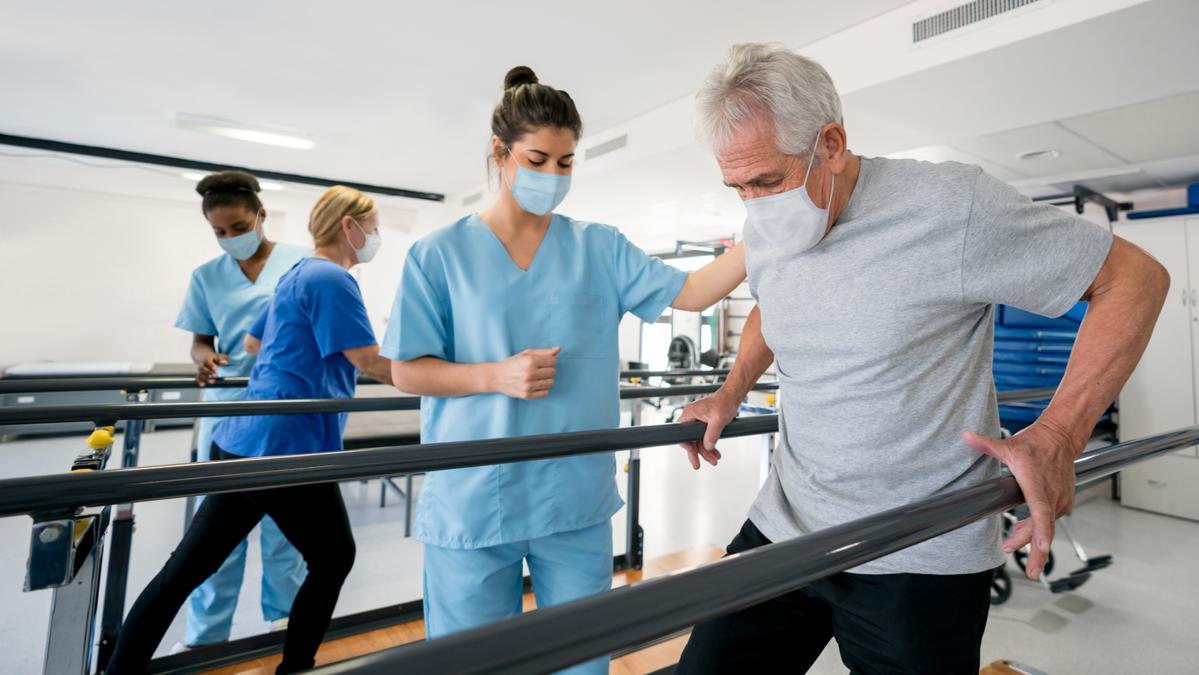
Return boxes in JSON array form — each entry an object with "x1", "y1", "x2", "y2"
[{"x1": 696, "y1": 43, "x2": 843, "y2": 160}]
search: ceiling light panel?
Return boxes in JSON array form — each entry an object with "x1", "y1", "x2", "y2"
[{"x1": 173, "y1": 112, "x2": 316, "y2": 150}]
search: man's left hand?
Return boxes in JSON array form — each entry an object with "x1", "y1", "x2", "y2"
[{"x1": 963, "y1": 422, "x2": 1082, "y2": 580}]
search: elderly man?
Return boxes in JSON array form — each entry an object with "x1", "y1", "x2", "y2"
[{"x1": 675, "y1": 43, "x2": 1168, "y2": 674}]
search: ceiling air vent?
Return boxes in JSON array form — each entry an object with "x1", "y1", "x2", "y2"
[
  {"x1": 913, "y1": 0, "x2": 1044, "y2": 44},
  {"x1": 461, "y1": 191, "x2": 483, "y2": 207},
  {"x1": 584, "y1": 133, "x2": 628, "y2": 161}
]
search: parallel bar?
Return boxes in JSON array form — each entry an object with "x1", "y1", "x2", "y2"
[
  {"x1": 314, "y1": 424, "x2": 1199, "y2": 675},
  {"x1": 620, "y1": 369, "x2": 730, "y2": 379},
  {"x1": 997, "y1": 387, "x2": 1056, "y2": 403},
  {"x1": 0, "y1": 370, "x2": 734, "y2": 394},
  {"x1": 0, "y1": 384, "x2": 780, "y2": 426},
  {"x1": 0, "y1": 133, "x2": 444, "y2": 202},
  {"x1": 0, "y1": 417, "x2": 779, "y2": 518},
  {"x1": 0, "y1": 397, "x2": 420, "y2": 426}
]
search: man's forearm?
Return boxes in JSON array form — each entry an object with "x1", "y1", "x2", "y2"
[
  {"x1": 718, "y1": 305, "x2": 774, "y2": 402},
  {"x1": 1039, "y1": 238, "x2": 1170, "y2": 450}
]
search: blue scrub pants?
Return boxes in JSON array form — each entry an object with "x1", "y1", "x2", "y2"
[
  {"x1": 423, "y1": 520, "x2": 613, "y2": 675},
  {"x1": 183, "y1": 426, "x2": 307, "y2": 645}
]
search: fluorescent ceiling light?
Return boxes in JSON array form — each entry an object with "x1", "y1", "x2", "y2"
[
  {"x1": 179, "y1": 171, "x2": 283, "y2": 190},
  {"x1": 1009, "y1": 166, "x2": 1143, "y2": 189},
  {"x1": 173, "y1": 112, "x2": 316, "y2": 150},
  {"x1": 1017, "y1": 149, "x2": 1062, "y2": 162}
]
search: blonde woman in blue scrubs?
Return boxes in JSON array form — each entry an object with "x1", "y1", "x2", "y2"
[
  {"x1": 383, "y1": 67, "x2": 746, "y2": 674},
  {"x1": 173, "y1": 171, "x2": 307, "y2": 650}
]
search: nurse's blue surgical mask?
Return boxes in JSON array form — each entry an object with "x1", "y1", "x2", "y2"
[
  {"x1": 218, "y1": 209, "x2": 264, "y2": 261},
  {"x1": 742, "y1": 131, "x2": 834, "y2": 255},
  {"x1": 505, "y1": 147, "x2": 571, "y2": 216}
]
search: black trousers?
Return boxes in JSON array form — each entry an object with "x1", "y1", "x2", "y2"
[
  {"x1": 107, "y1": 446, "x2": 356, "y2": 675},
  {"x1": 677, "y1": 520, "x2": 992, "y2": 675}
]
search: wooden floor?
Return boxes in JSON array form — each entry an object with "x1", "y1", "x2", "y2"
[{"x1": 204, "y1": 545, "x2": 726, "y2": 675}]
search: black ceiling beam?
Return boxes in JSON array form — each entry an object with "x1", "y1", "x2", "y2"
[{"x1": 0, "y1": 132, "x2": 444, "y2": 202}]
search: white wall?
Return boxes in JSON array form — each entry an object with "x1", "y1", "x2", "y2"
[{"x1": 0, "y1": 165, "x2": 434, "y2": 368}]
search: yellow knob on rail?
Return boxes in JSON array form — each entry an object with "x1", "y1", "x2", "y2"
[
  {"x1": 87, "y1": 427, "x2": 114, "y2": 449},
  {"x1": 766, "y1": 393, "x2": 777, "y2": 406}
]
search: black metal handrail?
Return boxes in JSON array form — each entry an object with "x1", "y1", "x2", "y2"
[
  {"x1": 0, "y1": 369, "x2": 735, "y2": 395},
  {"x1": 0, "y1": 417, "x2": 779, "y2": 518},
  {"x1": 0, "y1": 383, "x2": 1050, "y2": 427},
  {"x1": 312, "y1": 424, "x2": 1199, "y2": 675},
  {"x1": 0, "y1": 383, "x2": 780, "y2": 426}
]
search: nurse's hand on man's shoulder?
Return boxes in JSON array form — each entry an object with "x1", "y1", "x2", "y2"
[
  {"x1": 196, "y1": 353, "x2": 228, "y2": 387},
  {"x1": 676, "y1": 391, "x2": 738, "y2": 470},
  {"x1": 489, "y1": 347, "x2": 560, "y2": 400}
]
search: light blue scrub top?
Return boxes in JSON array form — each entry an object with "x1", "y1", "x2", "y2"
[
  {"x1": 175, "y1": 242, "x2": 310, "y2": 454},
  {"x1": 381, "y1": 214, "x2": 687, "y2": 549}
]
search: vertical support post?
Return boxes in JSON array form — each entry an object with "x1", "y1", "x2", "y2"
[
  {"x1": 42, "y1": 517, "x2": 106, "y2": 675},
  {"x1": 758, "y1": 432, "x2": 774, "y2": 489},
  {"x1": 96, "y1": 392, "x2": 143, "y2": 669},
  {"x1": 625, "y1": 401, "x2": 644, "y2": 570},
  {"x1": 405, "y1": 474, "x2": 414, "y2": 538}
]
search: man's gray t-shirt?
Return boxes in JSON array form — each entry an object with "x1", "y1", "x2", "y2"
[{"x1": 745, "y1": 157, "x2": 1112, "y2": 574}]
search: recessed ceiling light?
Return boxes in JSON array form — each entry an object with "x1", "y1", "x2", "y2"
[
  {"x1": 173, "y1": 112, "x2": 316, "y2": 150},
  {"x1": 1017, "y1": 149, "x2": 1062, "y2": 162},
  {"x1": 179, "y1": 171, "x2": 284, "y2": 190}
]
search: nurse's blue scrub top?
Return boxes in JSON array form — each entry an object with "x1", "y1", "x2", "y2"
[
  {"x1": 381, "y1": 214, "x2": 687, "y2": 549},
  {"x1": 174, "y1": 243, "x2": 310, "y2": 447},
  {"x1": 215, "y1": 258, "x2": 378, "y2": 458}
]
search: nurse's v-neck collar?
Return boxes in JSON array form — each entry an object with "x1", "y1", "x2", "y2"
[
  {"x1": 231, "y1": 242, "x2": 285, "y2": 287},
  {"x1": 470, "y1": 212, "x2": 557, "y2": 274}
]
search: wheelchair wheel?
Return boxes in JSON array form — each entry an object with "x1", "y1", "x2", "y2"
[{"x1": 990, "y1": 567, "x2": 1012, "y2": 605}]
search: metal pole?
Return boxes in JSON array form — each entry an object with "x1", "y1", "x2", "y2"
[
  {"x1": 42, "y1": 519, "x2": 106, "y2": 675},
  {"x1": 625, "y1": 402, "x2": 644, "y2": 570},
  {"x1": 0, "y1": 418, "x2": 780, "y2": 518},
  {"x1": 96, "y1": 392, "x2": 143, "y2": 669}
]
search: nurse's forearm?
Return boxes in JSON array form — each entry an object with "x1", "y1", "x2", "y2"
[
  {"x1": 344, "y1": 345, "x2": 394, "y2": 386},
  {"x1": 672, "y1": 242, "x2": 746, "y2": 311},
  {"x1": 392, "y1": 350, "x2": 559, "y2": 400},
  {"x1": 190, "y1": 335, "x2": 219, "y2": 366},
  {"x1": 391, "y1": 357, "x2": 493, "y2": 397}
]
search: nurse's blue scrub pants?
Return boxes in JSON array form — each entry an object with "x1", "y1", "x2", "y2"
[
  {"x1": 423, "y1": 520, "x2": 613, "y2": 675},
  {"x1": 184, "y1": 430, "x2": 307, "y2": 645}
]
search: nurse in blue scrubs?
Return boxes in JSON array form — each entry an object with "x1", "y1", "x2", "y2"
[
  {"x1": 173, "y1": 171, "x2": 307, "y2": 649},
  {"x1": 383, "y1": 66, "x2": 746, "y2": 674}
]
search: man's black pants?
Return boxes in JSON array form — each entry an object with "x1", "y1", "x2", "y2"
[{"x1": 677, "y1": 520, "x2": 992, "y2": 675}]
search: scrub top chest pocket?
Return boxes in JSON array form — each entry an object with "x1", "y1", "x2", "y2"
[{"x1": 549, "y1": 291, "x2": 609, "y2": 359}]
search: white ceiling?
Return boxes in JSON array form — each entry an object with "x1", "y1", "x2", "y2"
[{"x1": 0, "y1": 0, "x2": 907, "y2": 197}]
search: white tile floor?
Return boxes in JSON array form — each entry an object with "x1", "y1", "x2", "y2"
[{"x1": 1, "y1": 407, "x2": 1197, "y2": 673}]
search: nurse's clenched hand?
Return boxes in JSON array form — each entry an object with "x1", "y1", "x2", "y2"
[
  {"x1": 196, "y1": 353, "x2": 228, "y2": 387},
  {"x1": 489, "y1": 347, "x2": 560, "y2": 400}
]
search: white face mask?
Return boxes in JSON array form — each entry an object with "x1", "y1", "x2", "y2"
[
  {"x1": 347, "y1": 217, "x2": 382, "y2": 264},
  {"x1": 742, "y1": 131, "x2": 835, "y2": 254}
]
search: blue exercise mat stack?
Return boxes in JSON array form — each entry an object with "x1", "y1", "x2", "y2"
[{"x1": 992, "y1": 302, "x2": 1109, "y2": 432}]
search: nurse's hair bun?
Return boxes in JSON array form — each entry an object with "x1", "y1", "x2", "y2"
[
  {"x1": 195, "y1": 170, "x2": 261, "y2": 197},
  {"x1": 195, "y1": 171, "x2": 264, "y2": 217},
  {"x1": 503, "y1": 65, "x2": 539, "y2": 90}
]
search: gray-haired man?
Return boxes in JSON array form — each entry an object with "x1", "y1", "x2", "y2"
[{"x1": 676, "y1": 43, "x2": 1168, "y2": 673}]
